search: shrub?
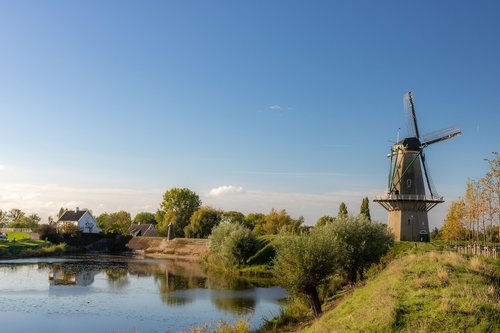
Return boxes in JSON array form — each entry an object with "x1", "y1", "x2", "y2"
[
  {"x1": 38, "y1": 224, "x2": 63, "y2": 244},
  {"x1": 209, "y1": 223, "x2": 258, "y2": 268}
]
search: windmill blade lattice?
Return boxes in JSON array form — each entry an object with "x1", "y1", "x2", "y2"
[{"x1": 404, "y1": 92, "x2": 420, "y2": 139}]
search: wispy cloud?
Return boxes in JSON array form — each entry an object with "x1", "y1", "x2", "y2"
[
  {"x1": 208, "y1": 185, "x2": 246, "y2": 197},
  {"x1": 269, "y1": 105, "x2": 282, "y2": 110}
]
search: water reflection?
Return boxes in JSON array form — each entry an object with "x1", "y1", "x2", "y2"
[
  {"x1": 0, "y1": 256, "x2": 285, "y2": 323},
  {"x1": 49, "y1": 268, "x2": 98, "y2": 286}
]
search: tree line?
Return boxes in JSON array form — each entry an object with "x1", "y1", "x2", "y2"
[{"x1": 440, "y1": 152, "x2": 500, "y2": 244}]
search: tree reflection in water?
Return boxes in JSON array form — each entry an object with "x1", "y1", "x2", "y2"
[
  {"x1": 105, "y1": 267, "x2": 129, "y2": 289},
  {"x1": 211, "y1": 296, "x2": 256, "y2": 315}
]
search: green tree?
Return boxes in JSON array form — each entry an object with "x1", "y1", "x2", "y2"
[
  {"x1": 316, "y1": 215, "x2": 335, "y2": 227},
  {"x1": 8, "y1": 208, "x2": 25, "y2": 224},
  {"x1": 0, "y1": 210, "x2": 8, "y2": 227},
  {"x1": 261, "y1": 209, "x2": 303, "y2": 235},
  {"x1": 331, "y1": 216, "x2": 393, "y2": 283},
  {"x1": 57, "y1": 207, "x2": 67, "y2": 219},
  {"x1": 221, "y1": 211, "x2": 245, "y2": 225},
  {"x1": 360, "y1": 197, "x2": 371, "y2": 221},
  {"x1": 209, "y1": 223, "x2": 258, "y2": 267},
  {"x1": 273, "y1": 225, "x2": 338, "y2": 317},
  {"x1": 184, "y1": 207, "x2": 221, "y2": 238},
  {"x1": 133, "y1": 212, "x2": 157, "y2": 226},
  {"x1": 10, "y1": 213, "x2": 41, "y2": 230},
  {"x1": 159, "y1": 188, "x2": 202, "y2": 237},
  {"x1": 442, "y1": 199, "x2": 466, "y2": 242},
  {"x1": 337, "y1": 202, "x2": 348, "y2": 219},
  {"x1": 97, "y1": 211, "x2": 132, "y2": 235},
  {"x1": 245, "y1": 213, "x2": 266, "y2": 235}
]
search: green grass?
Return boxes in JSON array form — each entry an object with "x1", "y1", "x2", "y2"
[
  {"x1": 7, "y1": 232, "x2": 32, "y2": 241},
  {"x1": 301, "y1": 251, "x2": 500, "y2": 333},
  {"x1": 0, "y1": 235, "x2": 69, "y2": 258}
]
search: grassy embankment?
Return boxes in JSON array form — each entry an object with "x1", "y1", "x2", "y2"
[
  {"x1": 297, "y1": 243, "x2": 500, "y2": 332},
  {"x1": 0, "y1": 232, "x2": 68, "y2": 259}
]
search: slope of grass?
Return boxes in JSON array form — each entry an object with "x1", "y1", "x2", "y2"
[
  {"x1": 0, "y1": 237, "x2": 68, "y2": 258},
  {"x1": 302, "y1": 251, "x2": 500, "y2": 333}
]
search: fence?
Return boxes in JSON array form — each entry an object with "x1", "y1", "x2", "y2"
[
  {"x1": 0, "y1": 228, "x2": 33, "y2": 234},
  {"x1": 450, "y1": 245, "x2": 499, "y2": 259}
]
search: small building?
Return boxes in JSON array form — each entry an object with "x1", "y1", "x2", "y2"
[
  {"x1": 129, "y1": 223, "x2": 159, "y2": 237},
  {"x1": 57, "y1": 208, "x2": 101, "y2": 234}
]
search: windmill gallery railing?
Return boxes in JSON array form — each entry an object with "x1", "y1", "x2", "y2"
[
  {"x1": 374, "y1": 194, "x2": 444, "y2": 202},
  {"x1": 374, "y1": 194, "x2": 444, "y2": 212}
]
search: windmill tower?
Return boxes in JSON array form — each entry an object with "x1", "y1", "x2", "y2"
[{"x1": 374, "y1": 92, "x2": 461, "y2": 242}]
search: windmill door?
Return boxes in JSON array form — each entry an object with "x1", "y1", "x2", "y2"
[{"x1": 419, "y1": 230, "x2": 429, "y2": 242}]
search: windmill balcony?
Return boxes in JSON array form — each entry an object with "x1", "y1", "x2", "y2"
[
  {"x1": 374, "y1": 194, "x2": 444, "y2": 212},
  {"x1": 374, "y1": 194, "x2": 443, "y2": 202}
]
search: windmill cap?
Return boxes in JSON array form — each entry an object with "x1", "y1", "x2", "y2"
[{"x1": 398, "y1": 137, "x2": 421, "y2": 150}]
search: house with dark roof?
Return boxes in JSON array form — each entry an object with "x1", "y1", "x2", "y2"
[
  {"x1": 57, "y1": 208, "x2": 101, "y2": 234},
  {"x1": 129, "y1": 223, "x2": 159, "y2": 237}
]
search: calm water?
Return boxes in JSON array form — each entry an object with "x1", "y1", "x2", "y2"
[{"x1": 0, "y1": 255, "x2": 286, "y2": 333}]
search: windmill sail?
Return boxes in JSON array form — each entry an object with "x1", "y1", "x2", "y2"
[
  {"x1": 404, "y1": 92, "x2": 420, "y2": 139},
  {"x1": 421, "y1": 126, "x2": 461, "y2": 146}
]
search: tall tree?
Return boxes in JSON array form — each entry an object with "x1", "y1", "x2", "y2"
[
  {"x1": 57, "y1": 207, "x2": 67, "y2": 219},
  {"x1": 338, "y1": 202, "x2": 348, "y2": 220},
  {"x1": 97, "y1": 211, "x2": 132, "y2": 235},
  {"x1": 0, "y1": 210, "x2": 8, "y2": 227},
  {"x1": 442, "y1": 199, "x2": 466, "y2": 243},
  {"x1": 159, "y1": 188, "x2": 201, "y2": 237},
  {"x1": 8, "y1": 208, "x2": 25, "y2": 223},
  {"x1": 184, "y1": 207, "x2": 221, "y2": 238},
  {"x1": 359, "y1": 197, "x2": 371, "y2": 221},
  {"x1": 261, "y1": 209, "x2": 302, "y2": 235},
  {"x1": 133, "y1": 212, "x2": 157, "y2": 226}
]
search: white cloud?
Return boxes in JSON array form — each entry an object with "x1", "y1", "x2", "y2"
[
  {"x1": 269, "y1": 105, "x2": 282, "y2": 110},
  {"x1": 0, "y1": 165, "x2": 5, "y2": 171},
  {"x1": 208, "y1": 185, "x2": 246, "y2": 197}
]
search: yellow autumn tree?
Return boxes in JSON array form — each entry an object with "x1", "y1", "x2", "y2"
[{"x1": 442, "y1": 199, "x2": 466, "y2": 243}]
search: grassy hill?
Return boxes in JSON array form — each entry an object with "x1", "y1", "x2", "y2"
[{"x1": 301, "y1": 250, "x2": 500, "y2": 332}]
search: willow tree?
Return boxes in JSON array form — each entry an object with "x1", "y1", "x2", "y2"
[{"x1": 273, "y1": 226, "x2": 338, "y2": 317}]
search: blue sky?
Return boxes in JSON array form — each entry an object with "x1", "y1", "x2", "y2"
[{"x1": 0, "y1": 1, "x2": 499, "y2": 226}]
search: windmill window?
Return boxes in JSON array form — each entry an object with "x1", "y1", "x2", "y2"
[{"x1": 407, "y1": 179, "x2": 412, "y2": 188}]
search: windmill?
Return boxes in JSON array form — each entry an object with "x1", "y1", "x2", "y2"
[{"x1": 374, "y1": 92, "x2": 461, "y2": 242}]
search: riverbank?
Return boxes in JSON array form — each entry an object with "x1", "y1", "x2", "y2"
[{"x1": 127, "y1": 237, "x2": 210, "y2": 261}]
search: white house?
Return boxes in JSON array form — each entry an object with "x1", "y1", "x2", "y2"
[{"x1": 57, "y1": 208, "x2": 101, "y2": 234}]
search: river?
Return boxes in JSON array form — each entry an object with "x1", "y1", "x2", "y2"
[{"x1": 0, "y1": 255, "x2": 286, "y2": 333}]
